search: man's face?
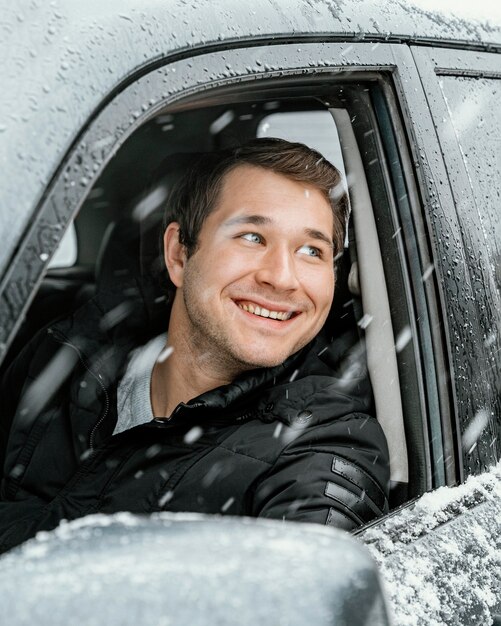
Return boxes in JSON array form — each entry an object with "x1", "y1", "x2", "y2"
[{"x1": 166, "y1": 164, "x2": 336, "y2": 374}]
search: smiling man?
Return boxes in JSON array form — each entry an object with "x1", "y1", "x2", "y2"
[
  {"x1": 155, "y1": 159, "x2": 337, "y2": 415},
  {"x1": 0, "y1": 138, "x2": 389, "y2": 553}
]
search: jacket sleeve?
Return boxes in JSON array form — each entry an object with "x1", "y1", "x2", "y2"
[{"x1": 251, "y1": 413, "x2": 390, "y2": 531}]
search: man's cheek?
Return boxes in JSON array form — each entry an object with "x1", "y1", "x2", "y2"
[{"x1": 200, "y1": 284, "x2": 219, "y2": 305}]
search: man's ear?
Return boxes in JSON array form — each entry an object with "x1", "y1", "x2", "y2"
[{"x1": 163, "y1": 222, "x2": 187, "y2": 288}]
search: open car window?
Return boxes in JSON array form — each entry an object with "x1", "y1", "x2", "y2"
[{"x1": 0, "y1": 42, "x2": 461, "y2": 518}]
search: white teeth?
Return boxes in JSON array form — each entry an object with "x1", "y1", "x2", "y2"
[{"x1": 238, "y1": 303, "x2": 293, "y2": 321}]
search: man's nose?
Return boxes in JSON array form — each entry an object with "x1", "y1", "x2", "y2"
[{"x1": 255, "y1": 246, "x2": 300, "y2": 292}]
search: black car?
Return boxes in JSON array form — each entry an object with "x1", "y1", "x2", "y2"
[{"x1": 0, "y1": 1, "x2": 500, "y2": 624}]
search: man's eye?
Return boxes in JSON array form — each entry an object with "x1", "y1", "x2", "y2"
[
  {"x1": 298, "y1": 244, "x2": 322, "y2": 258},
  {"x1": 241, "y1": 233, "x2": 263, "y2": 244}
]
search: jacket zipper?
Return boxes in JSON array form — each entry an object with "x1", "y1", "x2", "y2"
[{"x1": 49, "y1": 328, "x2": 110, "y2": 451}]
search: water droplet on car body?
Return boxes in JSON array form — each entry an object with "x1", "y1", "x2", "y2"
[{"x1": 484, "y1": 332, "x2": 496, "y2": 347}]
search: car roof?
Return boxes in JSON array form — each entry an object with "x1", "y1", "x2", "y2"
[{"x1": 1, "y1": 0, "x2": 500, "y2": 277}]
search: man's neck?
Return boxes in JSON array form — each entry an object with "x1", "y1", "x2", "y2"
[{"x1": 150, "y1": 333, "x2": 236, "y2": 418}]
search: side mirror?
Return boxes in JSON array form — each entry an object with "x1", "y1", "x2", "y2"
[{"x1": 0, "y1": 513, "x2": 391, "y2": 625}]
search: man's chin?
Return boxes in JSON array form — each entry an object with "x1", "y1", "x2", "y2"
[{"x1": 234, "y1": 347, "x2": 300, "y2": 371}]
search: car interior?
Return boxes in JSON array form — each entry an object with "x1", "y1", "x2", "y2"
[{"x1": 2, "y1": 81, "x2": 440, "y2": 513}]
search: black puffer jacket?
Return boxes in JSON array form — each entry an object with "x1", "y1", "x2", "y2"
[{"x1": 0, "y1": 286, "x2": 390, "y2": 554}]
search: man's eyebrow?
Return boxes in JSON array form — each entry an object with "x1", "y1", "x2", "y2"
[
  {"x1": 305, "y1": 228, "x2": 334, "y2": 249},
  {"x1": 223, "y1": 214, "x2": 272, "y2": 227},
  {"x1": 223, "y1": 215, "x2": 334, "y2": 248}
]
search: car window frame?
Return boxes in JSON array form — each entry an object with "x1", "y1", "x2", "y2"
[
  {"x1": 0, "y1": 40, "x2": 456, "y2": 502},
  {"x1": 327, "y1": 77, "x2": 454, "y2": 494}
]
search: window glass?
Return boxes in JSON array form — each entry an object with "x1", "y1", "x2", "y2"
[
  {"x1": 257, "y1": 111, "x2": 345, "y2": 176},
  {"x1": 48, "y1": 222, "x2": 77, "y2": 269},
  {"x1": 438, "y1": 75, "x2": 501, "y2": 467},
  {"x1": 439, "y1": 77, "x2": 501, "y2": 289}
]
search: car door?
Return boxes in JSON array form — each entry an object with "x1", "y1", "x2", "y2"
[{"x1": 358, "y1": 44, "x2": 501, "y2": 625}]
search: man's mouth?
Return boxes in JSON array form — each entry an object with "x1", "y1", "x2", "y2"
[{"x1": 236, "y1": 301, "x2": 295, "y2": 321}]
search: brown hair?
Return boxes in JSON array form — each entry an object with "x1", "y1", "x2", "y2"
[{"x1": 162, "y1": 137, "x2": 349, "y2": 258}]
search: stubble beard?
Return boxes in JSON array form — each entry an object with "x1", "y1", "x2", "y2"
[
  {"x1": 179, "y1": 258, "x2": 327, "y2": 378},
  {"x1": 181, "y1": 263, "x2": 262, "y2": 379}
]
